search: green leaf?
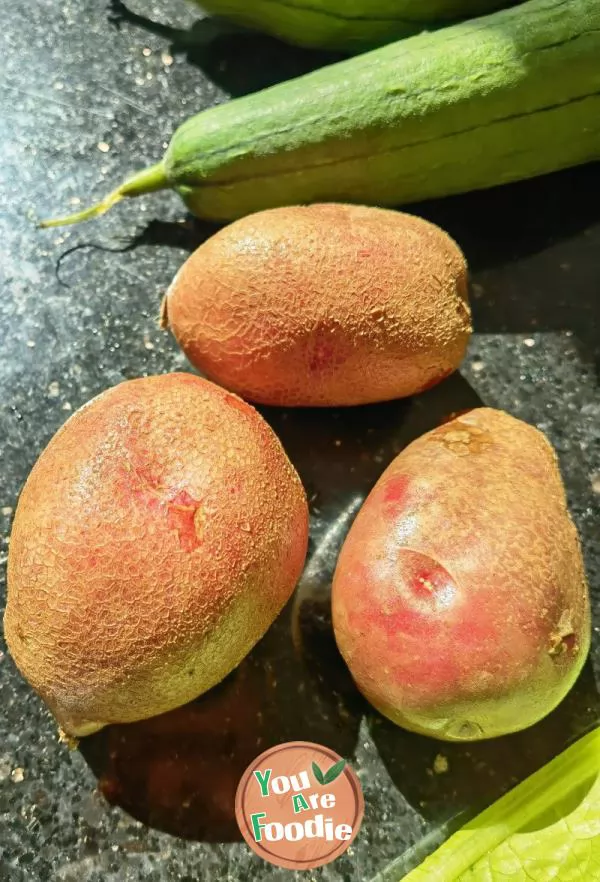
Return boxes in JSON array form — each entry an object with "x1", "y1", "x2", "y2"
[
  {"x1": 375, "y1": 727, "x2": 600, "y2": 882},
  {"x1": 462, "y1": 774, "x2": 600, "y2": 882},
  {"x1": 324, "y1": 759, "x2": 347, "y2": 784},
  {"x1": 312, "y1": 761, "x2": 325, "y2": 785}
]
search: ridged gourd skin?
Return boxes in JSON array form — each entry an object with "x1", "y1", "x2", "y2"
[
  {"x1": 332, "y1": 408, "x2": 591, "y2": 742},
  {"x1": 164, "y1": 204, "x2": 471, "y2": 407},
  {"x1": 4, "y1": 373, "x2": 309, "y2": 738},
  {"x1": 169, "y1": 0, "x2": 600, "y2": 221},
  {"x1": 42, "y1": 0, "x2": 600, "y2": 229},
  {"x1": 194, "y1": 0, "x2": 518, "y2": 52}
]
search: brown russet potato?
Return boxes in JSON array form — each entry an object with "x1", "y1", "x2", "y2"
[
  {"x1": 332, "y1": 408, "x2": 590, "y2": 741},
  {"x1": 163, "y1": 204, "x2": 471, "y2": 406},
  {"x1": 4, "y1": 373, "x2": 308, "y2": 738}
]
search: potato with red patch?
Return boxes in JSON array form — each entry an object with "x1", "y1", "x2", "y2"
[
  {"x1": 163, "y1": 204, "x2": 471, "y2": 406},
  {"x1": 4, "y1": 374, "x2": 308, "y2": 738},
  {"x1": 332, "y1": 408, "x2": 590, "y2": 741}
]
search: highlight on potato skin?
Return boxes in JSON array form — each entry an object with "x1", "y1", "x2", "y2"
[
  {"x1": 4, "y1": 373, "x2": 309, "y2": 738},
  {"x1": 332, "y1": 407, "x2": 591, "y2": 742},
  {"x1": 163, "y1": 204, "x2": 472, "y2": 407}
]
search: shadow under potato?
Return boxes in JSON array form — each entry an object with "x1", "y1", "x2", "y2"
[
  {"x1": 79, "y1": 601, "x2": 362, "y2": 843},
  {"x1": 259, "y1": 371, "x2": 484, "y2": 516},
  {"x1": 371, "y1": 658, "x2": 600, "y2": 828}
]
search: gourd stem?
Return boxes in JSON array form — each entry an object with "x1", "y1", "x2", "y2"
[{"x1": 39, "y1": 162, "x2": 168, "y2": 229}]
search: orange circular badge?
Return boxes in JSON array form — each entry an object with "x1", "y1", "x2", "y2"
[{"x1": 235, "y1": 741, "x2": 364, "y2": 870}]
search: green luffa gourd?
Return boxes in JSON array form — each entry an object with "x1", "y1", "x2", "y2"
[{"x1": 43, "y1": 0, "x2": 600, "y2": 228}]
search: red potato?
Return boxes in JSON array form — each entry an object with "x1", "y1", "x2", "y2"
[
  {"x1": 163, "y1": 204, "x2": 471, "y2": 407},
  {"x1": 4, "y1": 373, "x2": 308, "y2": 738},
  {"x1": 332, "y1": 408, "x2": 591, "y2": 741}
]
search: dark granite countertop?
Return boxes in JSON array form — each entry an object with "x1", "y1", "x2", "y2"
[{"x1": 1, "y1": 2, "x2": 598, "y2": 880}]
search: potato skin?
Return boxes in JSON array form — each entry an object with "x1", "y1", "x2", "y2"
[
  {"x1": 165, "y1": 204, "x2": 471, "y2": 406},
  {"x1": 4, "y1": 374, "x2": 308, "y2": 737},
  {"x1": 332, "y1": 408, "x2": 590, "y2": 741}
]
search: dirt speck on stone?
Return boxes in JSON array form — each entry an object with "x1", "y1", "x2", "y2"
[{"x1": 433, "y1": 754, "x2": 449, "y2": 774}]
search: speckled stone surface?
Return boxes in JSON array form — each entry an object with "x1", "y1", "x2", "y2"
[{"x1": 0, "y1": 2, "x2": 598, "y2": 880}]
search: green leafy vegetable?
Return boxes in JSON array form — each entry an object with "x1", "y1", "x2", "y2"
[
  {"x1": 376, "y1": 727, "x2": 600, "y2": 881},
  {"x1": 323, "y1": 759, "x2": 347, "y2": 785}
]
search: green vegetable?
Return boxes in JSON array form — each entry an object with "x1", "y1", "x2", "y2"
[
  {"x1": 374, "y1": 727, "x2": 600, "y2": 881},
  {"x1": 193, "y1": 0, "x2": 519, "y2": 52},
  {"x1": 42, "y1": 0, "x2": 600, "y2": 228}
]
